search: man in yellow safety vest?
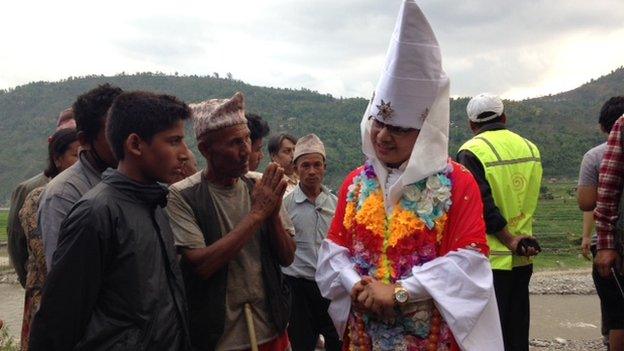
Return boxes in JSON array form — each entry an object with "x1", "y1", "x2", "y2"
[{"x1": 457, "y1": 93, "x2": 543, "y2": 351}]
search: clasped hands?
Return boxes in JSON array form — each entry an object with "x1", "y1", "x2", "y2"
[
  {"x1": 250, "y1": 163, "x2": 287, "y2": 220},
  {"x1": 350, "y1": 276, "x2": 399, "y2": 319}
]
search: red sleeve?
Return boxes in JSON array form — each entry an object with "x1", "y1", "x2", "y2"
[
  {"x1": 327, "y1": 167, "x2": 362, "y2": 248},
  {"x1": 440, "y1": 161, "x2": 489, "y2": 256}
]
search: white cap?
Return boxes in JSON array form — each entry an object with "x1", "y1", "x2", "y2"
[
  {"x1": 364, "y1": 0, "x2": 449, "y2": 130},
  {"x1": 467, "y1": 93, "x2": 504, "y2": 123},
  {"x1": 293, "y1": 134, "x2": 326, "y2": 163}
]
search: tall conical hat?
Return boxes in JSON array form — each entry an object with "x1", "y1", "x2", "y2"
[{"x1": 361, "y1": 0, "x2": 450, "y2": 211}]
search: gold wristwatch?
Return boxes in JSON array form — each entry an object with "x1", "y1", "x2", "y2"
[{"x1": 393, "y1": 283, "x2": 409, "y2": 306}]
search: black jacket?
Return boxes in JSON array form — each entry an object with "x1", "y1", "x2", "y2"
[{"x1": 29, "y1": 170, "x2": 190, "y2": 351}]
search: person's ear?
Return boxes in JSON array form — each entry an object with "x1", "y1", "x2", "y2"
[
  {"x1": 197, "y1": 139, "x2": 213, "y2": 162},
  {"x1": 125, "y1": 133, "x2": 143, "y2": 157},
  {"x1": 77, "y1": 131, "x2": 90, "y2": 149}
]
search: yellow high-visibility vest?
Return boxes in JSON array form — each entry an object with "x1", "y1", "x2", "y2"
[{"x1": 459, "y1": 129, "x2": 542, "y2": 270}]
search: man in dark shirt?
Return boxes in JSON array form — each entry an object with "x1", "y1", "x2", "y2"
[
  {"x1": 457, "y1": 93, "x2": 542, "y2": 351},
  {"x1": 29, "y1": 91, "x2": 192, "y2": 350}
]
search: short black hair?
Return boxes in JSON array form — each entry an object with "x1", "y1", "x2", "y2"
[
  {"x1": 106, "y1": 91, "x2": 191, "y2": 160},
  {"x1": 44, "y1": 128, "x2": 79, "y2": 178},
  {"x1": 73, "y1": 84, "x2": 123, "y2": 142},
  {"x1": 268, "y1": 133, "x2": 297, "y2": 156},
  {"x1": 471, "y1": 111, "x2": 504, "y2": 126},
  {"x1": 599, "y1": 96, "x2": 624, "y2": 133},
  {"x1": 246, "y1": 113, "x2": 270, "y2": 142}
]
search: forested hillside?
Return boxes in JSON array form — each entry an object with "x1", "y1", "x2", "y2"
[{"x1": 0, "y1": 67, "x2": 623, "y2": 203}]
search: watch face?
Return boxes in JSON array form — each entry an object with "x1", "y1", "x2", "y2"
[{"x1": 396, "y1": 289, "x2": 409, "y2": 303}]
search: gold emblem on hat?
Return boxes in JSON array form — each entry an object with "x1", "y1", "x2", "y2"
[{"x1": 376, "y1": 100, "x2": 394, "y2": 120}]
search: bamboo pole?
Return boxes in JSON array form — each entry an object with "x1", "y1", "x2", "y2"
[{"x1": 244, "y1": 303, "x2": 259, "y2": 351}]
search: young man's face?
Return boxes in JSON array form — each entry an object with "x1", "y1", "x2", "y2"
[
  {"x1": 140, "y1": 120, "x2": 190, "y2": 184},
  {"x1": 295, "y1": 153, "x2": 325, "y2": 190},
  {"x1": 369, "y1": 119, "x2": 419, "y2": 168},
  {"x1": 248, "y1": 138, "x2": 264, "y2": 172},
  {"x1": 200, "y1": 124, "x2": 251, "y2": 180},
  {"x1": 272, "y1": 138, "x2": 295, "y2": 176}
]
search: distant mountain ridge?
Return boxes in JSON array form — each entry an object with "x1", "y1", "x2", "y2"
[{"x1": 0, "y1": 67, "x2": 623, "y2": 204}]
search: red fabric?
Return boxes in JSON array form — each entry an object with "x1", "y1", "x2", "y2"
[
  {"x1": 595, "y1": 116, "x2": 624, "y2": 250},
  {"x1": 328, "y1": 162, "x2": 488, "y2": 256},
  {"x1": 239, "y1": 331, "x2": 290, "y2": 351},
  {"x1": 328, "y1": 161, "x2": 489, "y2": 351},
  {"x1": 439, "y1": 161, "x2": 489, "y2": 256},
  {"x1": 327, "y1": 166, "x2": 362, "y2": 248}
]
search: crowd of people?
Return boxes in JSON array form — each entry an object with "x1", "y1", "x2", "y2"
[{"x1": 2, "y1": 1, "x2": 624, "y2": 351}]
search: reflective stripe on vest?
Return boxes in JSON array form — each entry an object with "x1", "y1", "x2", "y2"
[{"x1": 459, "y1": 129, "x2": 543, "y2": 270}]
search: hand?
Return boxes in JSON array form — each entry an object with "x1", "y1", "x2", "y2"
[
  {"x1": 250, "y1": 163, "x2": 287, "y2": 220},
  {"x1": 581, "y1": 236, "x2": 591, "y2": 261},
  {"x1": 354, "y1": 278, "x2": 396, "y2": 319},
  {"x1": 595, "y1": 249, "x2": 621, "y2": 278},
  {"x1": 503, "y1": 235, "x2": 540, "y2": 257},
  {"x1": 351, "y1": 276, "x2": 372, "y2": 313}
]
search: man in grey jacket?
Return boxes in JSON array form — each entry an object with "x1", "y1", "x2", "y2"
[{"x1": 38, "y1": 84, "x2": 122, "y2": 270}]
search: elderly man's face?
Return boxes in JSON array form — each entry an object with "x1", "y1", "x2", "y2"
[
  {"x1": 199, "y1": 124, "x2": 251, "y2": 179},
  {"x1": 369, "y1": 118, "x2": 419, "y2": 168}
]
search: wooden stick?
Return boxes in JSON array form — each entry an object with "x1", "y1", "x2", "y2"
[{"x1": 244, "y1": 303, "x2": 259, "y2": 351}]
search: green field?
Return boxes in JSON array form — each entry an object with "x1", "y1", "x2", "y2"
[
  {"x1": 0, "y1": 183, "x2": 593, "y2": 270},
  {"x1": 0, "y1": 209, "x2": 7, "y2": 243},
  {"x1": 531, "y1": 181, "x2": 592, "y2": 270}
]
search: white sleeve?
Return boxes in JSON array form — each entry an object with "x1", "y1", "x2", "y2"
[
  {"x1": 315, "y1": 239, "x2": 361, "y2": 338},
  {"x1": 399, "y1": 249, "x2": 503, "y2": 351}
]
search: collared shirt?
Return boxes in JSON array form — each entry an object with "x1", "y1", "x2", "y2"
[
  {"x1": 595, "y1": 116, "x2": 624, "y2": 250},
  {"x1": 38, "y1": 151, "x2": 103, "y2": 270},
  {"x1": 456, "y1": 122, "x2": 508, "y2": 234},
  {"x1": 282, "y1": 184, "x2": 337, "y2": 280}
]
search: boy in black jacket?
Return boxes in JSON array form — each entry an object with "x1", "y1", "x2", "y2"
[{"x1": 30, "y1": 91, "x2": 192, "y2": 350}]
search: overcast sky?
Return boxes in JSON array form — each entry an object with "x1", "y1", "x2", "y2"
[{"x1": 1, "y1": 0, "x2": 623, "y2": 100}]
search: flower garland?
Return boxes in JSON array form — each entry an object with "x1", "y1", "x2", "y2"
[
  {"x1": 344, "y1": 161, "x2": 454, "y2": 350},
  {"x1": 345, "y1": 161, "x2": 452, "y2": 283}
]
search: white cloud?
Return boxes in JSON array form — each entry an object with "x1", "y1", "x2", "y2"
[{"x1": 0, "y1": 0, "x2": 623, "y2": 100}]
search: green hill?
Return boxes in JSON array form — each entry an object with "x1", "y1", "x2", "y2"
[{"x1": 1, "y1": 67, "x2": 623, "y2": 204}]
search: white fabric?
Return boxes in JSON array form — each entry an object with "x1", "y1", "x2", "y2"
[
  {"x1": 361, "y1": 0, "x2": 450, "y2": 214},
  {"x1": 362, "y1": 83, "x2": 450, "y2": 214},
  {"x1": 466, "y1": 93, "x2": 504, "y2": 122},
  {"x1": 365, "y1": 0, "x2": 449, "y2": 131},
  {"x1": 315, "y1": 240, "x2": 361, "y2": 337},
  {"x1": 399, "y1": 249, "x2": 503, "y2": 350},
  {"x1": 315, "y1": 241, "x2": 503, "y2": 350}
]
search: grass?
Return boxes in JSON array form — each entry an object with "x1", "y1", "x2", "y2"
[
  {"x1": 531, "y1": 180, "x2": 592, "y2": 270},
  {"x1": 0, "y1": 210, "x2": 7, "y2": 243}
]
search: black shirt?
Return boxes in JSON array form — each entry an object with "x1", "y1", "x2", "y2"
[{"x1": 456, "y1": 122, "x2": 508, "y2": 234}]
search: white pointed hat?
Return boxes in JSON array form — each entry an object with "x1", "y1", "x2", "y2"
[
  {"x1": 361, "y1": 0, "x2": 451, "y2": 212},
  {"x1": 365, "y1": 0, "x2": 448, "y2": 130}
]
